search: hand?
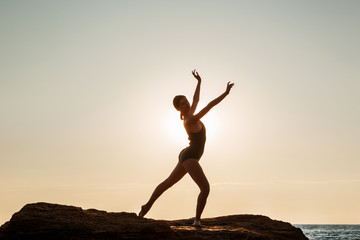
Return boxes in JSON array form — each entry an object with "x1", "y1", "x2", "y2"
[
  {"x1": 192, "y1": 69, "x2": 201, "y2": 82},
  {"x1": 225, "y1": 81, "x2": 234, "y2": 94}
]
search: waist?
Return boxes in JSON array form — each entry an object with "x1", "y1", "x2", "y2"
[{"x1": 189, "y1": 139, "x2": 206, "y2": 148}]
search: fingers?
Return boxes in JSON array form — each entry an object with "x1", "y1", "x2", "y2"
[
  {"x1": 192, "y1": 69, "x2": 197, "y2": 77},
  {"x1": 192, "y1": 69, "x2": 201, "y2": 80},
  {"x1": 227, "y1": 81, "x2": 234, "y2": 87},
  {"x1": 226, "y1": 82, "x2": 234, "y2": 94}
]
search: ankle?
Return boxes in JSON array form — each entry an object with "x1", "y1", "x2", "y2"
[{"x1": 192, "y1": 219, "x2": 201, "y2": 226}]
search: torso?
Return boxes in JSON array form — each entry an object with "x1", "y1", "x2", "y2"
[
  {"x1": 184, "y1": 118, "x2": 203, "y2": 133},
  {"x1": 178, "y1": 118, "x2": 206, "y2": 162}
]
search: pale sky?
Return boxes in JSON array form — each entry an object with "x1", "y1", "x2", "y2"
[{"x1": 1, "y1": 0, "x2": 359, "y2": 225}]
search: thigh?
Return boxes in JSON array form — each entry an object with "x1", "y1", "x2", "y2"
[
  {"x1": 165, "y1": 161, "x2": 187, "y2": 185},
  {"x1": 182, "y1": 159, "x2": 209, "y2": 189}
]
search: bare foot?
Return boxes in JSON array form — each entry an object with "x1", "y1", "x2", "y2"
[
  {"x1": 192, "y1": 220, "x2": 201, "y2": 227},
  {"x1": 138, "y1": 204, "x2": 150, "y2": 218}
]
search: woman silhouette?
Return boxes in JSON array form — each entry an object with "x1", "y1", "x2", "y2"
[{"x1": 139, "y1": 70, "x2": 234, "y2": 226}]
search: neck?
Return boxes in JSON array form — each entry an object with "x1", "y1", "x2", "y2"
[{"x1": 181, "y1": 110, "x2": 191, "y2": 119}]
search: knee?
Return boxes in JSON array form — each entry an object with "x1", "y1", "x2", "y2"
[{"x1": 200, "y1": 183, "x2": 210, "y2": 196}]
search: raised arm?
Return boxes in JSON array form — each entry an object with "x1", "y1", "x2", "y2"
[
  {"x1": 190, "y1": 70, "x2": 201, "y2": 114},
  {"x1": 194, "y1": 81, "x2": 234, "y2": 120}
]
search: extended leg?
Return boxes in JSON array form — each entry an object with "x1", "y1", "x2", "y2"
[
  {"x1": 139, "y1": 161, "x2": 187, "y2": 217},
  {"x1": 182, "y1": 159, "x2": 210, "y2": 225}
]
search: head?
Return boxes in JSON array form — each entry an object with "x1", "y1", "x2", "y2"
[{"x1": 173, "y1": 95, "x2": 190, "y2": 119}]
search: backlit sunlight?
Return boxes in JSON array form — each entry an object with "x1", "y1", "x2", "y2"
[{"x1": 164, "y1": 107, "x2": 219, "y2": 146}]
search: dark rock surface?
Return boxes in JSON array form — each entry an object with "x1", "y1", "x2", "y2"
[{"x1": 0, "y1": 202, "x2": 308, "y2": 240}]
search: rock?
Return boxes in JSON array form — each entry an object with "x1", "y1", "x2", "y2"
[{"x1": 0, "y1": 202, "x2": 308, "y2": 240}]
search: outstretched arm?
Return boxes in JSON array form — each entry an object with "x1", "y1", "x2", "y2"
[
  {"x1": 194, "y1": 82, "x2": 234, "y2": 120},
  {"x1": 190, "y1": 70, "x2": 201, "y2": 114}
]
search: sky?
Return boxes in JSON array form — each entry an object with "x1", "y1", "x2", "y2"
[{"x1": 1, "y1": 0, "x2": 359, "y2": 225}]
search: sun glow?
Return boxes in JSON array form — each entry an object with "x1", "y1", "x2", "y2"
[
  {"x1": 164, "y1": 110, "x2": 187, "y2": 145},
  {"x1": 201, "y1": 112, "x2": 219, "y2": 140}
]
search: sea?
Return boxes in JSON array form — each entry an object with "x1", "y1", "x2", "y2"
[{"x1": 295, "y1": 225, "x2": 360, "y2": 240}]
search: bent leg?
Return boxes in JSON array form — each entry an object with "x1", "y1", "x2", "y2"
[
  {"x1": 182, "y1": 159, "x2": 210, "y2": 223},
  {"x1": 139, "y1": 161, "x2": 187, "y2": 217}
]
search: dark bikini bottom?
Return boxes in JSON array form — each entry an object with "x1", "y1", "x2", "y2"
[{"x1": 178, "y1": 146, "x2": 204, "y2": 163}]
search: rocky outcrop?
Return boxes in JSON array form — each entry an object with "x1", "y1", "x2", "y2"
[{"x1": 0, "y1": 202, "x2": 308, "y2": 240}]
